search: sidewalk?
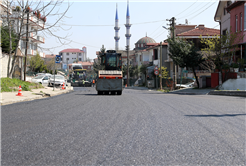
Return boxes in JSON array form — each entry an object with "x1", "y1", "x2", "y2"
[
  {"x1": 125, "y1": 86, "x2": 246, "y2": 96},
  {"x1": 1, "y1": 86, "x2": 74, "y2": 106}
]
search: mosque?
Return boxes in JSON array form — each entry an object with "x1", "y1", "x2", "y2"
[{"x1": 113, "y1": 1, "x2": 158, "y2": 66}]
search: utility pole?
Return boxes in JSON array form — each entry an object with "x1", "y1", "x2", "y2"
[
  {"x1": 160, "y1": 41, "x2": 162, "y2": 90},
  {"x1": 24, "y1": 7, "x2": 30, "y2": 81},
  {"x1": 167, "y1": 17, "x2": 176, "y2": 89},
  {"x1": 126, "y1": 45, "x2": 129, "y2": 86}
]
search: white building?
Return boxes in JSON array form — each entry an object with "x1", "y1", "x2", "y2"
[
  {"x1": 0, "y1": 1, "x2": 46, "y2": 57},
  {"x1": 59, "y1": 47, "x2": 87, "y2": 68}
]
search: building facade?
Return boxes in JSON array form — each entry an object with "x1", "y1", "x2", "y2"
[
  {"x1": 59, "y1": 47, "x2": 87, "y2": 68},
  {"x1": 227, "y1": 1, "x2": 246, "y2": 64},
  {"x1": 1, "y1": 2, "x2": 46, "y2": 57}
]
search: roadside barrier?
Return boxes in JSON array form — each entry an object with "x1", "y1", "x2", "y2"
[{"x1": 16, "y1": 85, "x2": 23, "y2": 96}]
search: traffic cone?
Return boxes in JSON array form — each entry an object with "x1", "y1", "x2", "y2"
[
  {"x1": 61, "y1": 82, "x2": 65, "y2": 90},
  {"x1": 125, "y1": 84, "x2": 127, "y2": 87},
  {"x1": 16, "y1": 85, "x2": 23, "y2": 96}
]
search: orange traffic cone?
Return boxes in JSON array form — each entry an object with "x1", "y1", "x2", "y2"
[
  {"x1": 16, "y1": 85, "x2": 23, "y2": 96},
  {"x1": 125, "y1": 84, "x2": 127, "y2": 87},
  {"x1": 61, "y1": 82, "x2": 65, "y2": 90}
]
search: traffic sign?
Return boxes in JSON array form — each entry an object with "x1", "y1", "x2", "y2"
[
  {"x1": 154, "y1": 66, "x2": 158, "y2": 71},
  {"x1": 154, "y1": 70, "x2": 159, "y2": 75},
  {"x1": 55, "y1": 55, "x2": 61, "y2": 63}
]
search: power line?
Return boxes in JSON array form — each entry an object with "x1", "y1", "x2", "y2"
[
  {"x1": 188, "y1": 1, "x2": 217, "y2": 21},
  {"x1": 176, "y1": 0, "x2": 213, "y2": 20},
  {"x1": 175, "y1": 0, "x2": 198, "y2": 17},
  {"x1": 61, "y1": 19, "x2": 167, "y2": 27}
]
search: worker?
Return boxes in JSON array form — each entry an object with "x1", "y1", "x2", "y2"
[
  {"x1": 82, "y1": 79, "x2": 85, "y2": 87},
  {"x1": 92, "y1": 79, "x2": 95, "y2": 87}
]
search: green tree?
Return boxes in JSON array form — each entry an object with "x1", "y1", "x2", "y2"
[
  {"x1": 200, "y1": 29, "x2": 244, "y2": 83},
  {"x1": 139, "y1": 62, "x2": 152, "y2": 86},
  {"x1": 28, "y1": 53, "x2": 47, "y2": 73},
  {"x1": 93, "y1": 45, "x2": 106, "y2": 75},
  {"x1": 167, "y1": 37, "x2": 204, "y2": 88},
  {"x1": 1, "y1": 26, "x2": 17, "y2": 54}
]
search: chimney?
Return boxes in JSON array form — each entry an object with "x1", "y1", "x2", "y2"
[{"x1": 197, "y1": 24, "x2": 205, "y2": 29}]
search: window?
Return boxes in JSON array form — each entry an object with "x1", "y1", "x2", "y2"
[
  {"x1": 236, "y1": 15, "x2": 238, "y2": 32},
  {"x1": 240, "y1": 13, "x2": 242, "y2": 31},
  {"x1": 223, "y1": 29, "x2": 227, "y2": 36},
  {"x1": 66, "y1": 53, "x2": 69, "y2": 55},
  {"x1": 66, "y1": 58, "x2": 69, "y2": 60},
  {"x1": 79, "y1": 58, "x2": 81, "y2": 61},
  {"x1": 60, "y1": 53, "x2": 62, "y2": 55},
  {"x1": 79, "y1": 53, "x2": 81, "y2": 56}
]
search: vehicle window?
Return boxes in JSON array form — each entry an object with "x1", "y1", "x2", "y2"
[
  {"x1": 43, "y1": 76, "x2": 48, "y2": 80},
  {"x1": 106, "y1": 55, "x2": 116, "y2": 67}
]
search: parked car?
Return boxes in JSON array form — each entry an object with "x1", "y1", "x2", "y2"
[
  {"x1": 31, "y1": 75, "x2": 50, "y2": 84},
  {"x1": 49, "y1": 75, "x2": 66, "y2": 86},
  {"x1": 176, "y1": 82, "x2": 194, "y2": 88},
  {"x1": 35, "y1": 73, "x2": 52, "y2": 77}
]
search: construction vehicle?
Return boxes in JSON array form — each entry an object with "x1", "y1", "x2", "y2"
[{"x1": 96, "y1": 50, "x2": 123, "y2": 95}]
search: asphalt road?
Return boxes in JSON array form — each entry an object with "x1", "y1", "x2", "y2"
[{"x1": 2, "y1": 87, "x2": 246, "y2": 165}]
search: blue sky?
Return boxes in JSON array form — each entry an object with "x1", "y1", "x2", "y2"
[{"x1": 43, "y1": 0, "x2": 220, "y2": 60}]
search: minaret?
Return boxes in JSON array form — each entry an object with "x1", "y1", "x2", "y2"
[
  {"x1": 125, "y1": 0, "x2": 131, "y2": 49},
  {"x1": 114, "y1": 4, "x2": 120, "y2": 51}
]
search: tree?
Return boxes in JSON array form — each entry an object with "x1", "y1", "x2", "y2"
[
  {"x1": 167, "y1": 37, "x2": 204, "y2": 88},
  {"x1": 1, "y1": 0, "x2": 71, "y2": 79},
  {"x1": 1, "y1": 26, "x2": 17, "y2": 54},
  {"x1": 159, "y1": 66, "x2": 169, "y2": 79},
  {"x1": 93, "y1": 45, "x2": 106, "y2": 75},
  {"x1": 200, "y1": 29, "x2": 244, "y2": 83},
  {"x1": 45, "y1": 58, "x2": 55, "y2": 72},
  {"x1": 28, "y1": 53, "x2": 47, "y2": 73},
  {"x1": 139, "y1": 62, "x2": 151, "y2": 86}
]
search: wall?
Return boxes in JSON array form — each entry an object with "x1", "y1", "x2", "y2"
[
  {"x1": 221, "y1": 1, "x2": 231, "y2": 34},
  {"x1": 1, "y1": 53, "x2": 23, "y2": 79},
  {"x1": 221, "y1": 78, "x2": 246, "y2": 90}
]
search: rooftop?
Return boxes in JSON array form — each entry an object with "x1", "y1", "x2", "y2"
[
  {"x1": 60, "y1": 49, "x2": 84, "y2": 53},
  {"x1": 176, "y1": 25, "x2": 220, "y2": 37}
]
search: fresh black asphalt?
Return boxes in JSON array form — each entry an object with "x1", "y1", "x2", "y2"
[{"x1": 1, "y1": 87, "x2": 246, "y2": 165}]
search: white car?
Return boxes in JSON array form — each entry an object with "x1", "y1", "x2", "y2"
[
  {"x1": 49, "y1": 75, "x2": 66, "y2": 86},
  {"x1": 31, "y1": 75, "x2": 50, "y2": 84},
  {"x1": 176, "y1": 82, "x2": 194, "y2": 88}
]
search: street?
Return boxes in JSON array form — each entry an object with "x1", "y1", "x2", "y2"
[{"x1": 2, "y1": 87, "x2": 246, "y2": 165}]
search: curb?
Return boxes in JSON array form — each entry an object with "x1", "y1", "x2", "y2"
[
  {"x1": 168, "y1": 92, "x2": 208, "y2": 95},
  {"x1": 1, "y1": 89, "x2": 74, "y2": 106},
  {"x1": 208, "y1": 90, "x2": 246, "y2": 97}
]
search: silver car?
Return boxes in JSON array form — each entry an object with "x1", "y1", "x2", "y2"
[
  {"x1": 49, "y1": 75, "x2": 66, "y2": 86},
  {"x1": 31, "y1": 75, "x2": 50, "y2": 84}
]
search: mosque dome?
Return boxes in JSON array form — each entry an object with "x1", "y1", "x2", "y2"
[
  {"x1": 136, "y1": 36, "x2": 156, "y2": 44},
  {"x1": 135, "y1": 36, "x2": 156, "y2": 50}
]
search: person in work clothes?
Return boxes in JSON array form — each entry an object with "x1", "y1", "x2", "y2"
[
  {"x1": 92, "y1": 79, "x2": 95, "y2": 87},
  {"x1": 82, "y1": 80, "x2": 85, "y2": 87}
]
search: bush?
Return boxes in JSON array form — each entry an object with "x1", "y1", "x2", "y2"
[{"x1": 1, "y1": 77, "x2": 43, "y2": 92}]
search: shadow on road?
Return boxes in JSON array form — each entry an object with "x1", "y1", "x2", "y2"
[{"x1": 185, "y1": 114, "x2": 246, "y2": 117}]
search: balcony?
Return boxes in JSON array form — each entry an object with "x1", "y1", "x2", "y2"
[
  {"x1": 21, "y1": 49, "x2": 45, "y2": 57},
  {"x1": 23, "y1": 14, "x2": 45, "y2": 30}
]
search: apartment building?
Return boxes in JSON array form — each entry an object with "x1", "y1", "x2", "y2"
[{"x1": 1, "y1": 1, "x2": 46, "y2": 57}]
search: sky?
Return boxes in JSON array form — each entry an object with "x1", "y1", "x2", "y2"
[{"x1": 43, "y1": 0, "x2": 220, "y2": 60}]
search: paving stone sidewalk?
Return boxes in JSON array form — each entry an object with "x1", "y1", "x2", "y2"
[{"x1": 0, "y1": 86, "x2": 74, "y2": 106}]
